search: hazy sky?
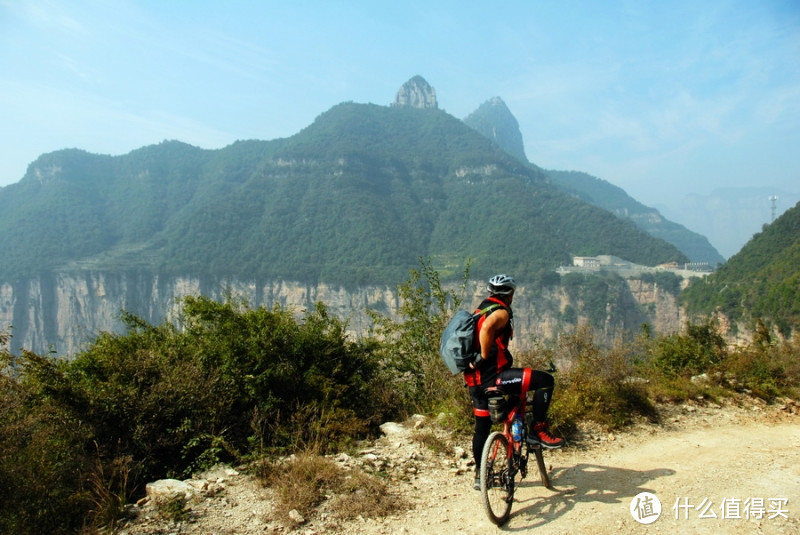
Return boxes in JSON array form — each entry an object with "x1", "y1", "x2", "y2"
[{"x1": 2, "y1": 0, "x2": 799, "y2": 212}]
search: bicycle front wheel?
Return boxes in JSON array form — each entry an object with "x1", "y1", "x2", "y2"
[{"x1": 480, "y1": 431, "x2": 513, "y2": 525}]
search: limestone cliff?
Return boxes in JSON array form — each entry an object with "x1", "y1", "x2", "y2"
[
  {"x1": 392, "y1": 75, "x2": 438, "y2": 109},
  {"x1": 1, "y1": 272, "x2": 688, "y2": 358}
]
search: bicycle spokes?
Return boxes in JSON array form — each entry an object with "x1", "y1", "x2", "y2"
[{"x1": 480, "y1": 432, "x2": 514, "y2": 525}]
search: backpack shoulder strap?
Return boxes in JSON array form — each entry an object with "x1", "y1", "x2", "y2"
[{"x1": 474, "y1": 303, "x2": 502, "y2": 317}]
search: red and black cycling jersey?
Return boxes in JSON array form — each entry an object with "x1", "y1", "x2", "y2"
[{"x1": 463, "y1": 296, "x2": 513, "y2": 389}]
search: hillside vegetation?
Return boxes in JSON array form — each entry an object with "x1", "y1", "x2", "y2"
[
  {"x1": 682, "y1": 201, "x2": 800, "y2": 336},
  {"x1": 0, "y1": 102, "x2": 687, "y2": 285}
]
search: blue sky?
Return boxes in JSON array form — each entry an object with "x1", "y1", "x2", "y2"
[{"x1": 2, "y1": 0, "x2": 799, "y2": 215}]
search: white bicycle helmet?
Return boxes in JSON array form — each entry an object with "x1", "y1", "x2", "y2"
[{"x1": 487, "y1": 274, "x2": 516, "y2": 296}]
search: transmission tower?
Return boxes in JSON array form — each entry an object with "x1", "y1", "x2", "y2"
[{"x1": 769, "y1": 195, "x2": 778, "y2": 222}]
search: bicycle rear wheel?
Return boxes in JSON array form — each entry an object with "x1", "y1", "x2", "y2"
[{"x1": 480, "y1": 431, "x2": 513, "y2": 525}]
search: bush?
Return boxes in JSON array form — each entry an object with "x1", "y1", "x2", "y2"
[
  {"x1": 543, "y1": 326, "x2": 655, "y2": 432},
  {"x1": 68, "y1": 297, "x2": 385, "y2": 473},
  {"x1": 651, "y1": 321, "x2": 726, "y2": 377},
  {"x1": 0, "y1": 297, "x2": 392, "y2": 533},
  {"x1": 716, "y1": 327, "x2": 800, "y2": 402},
  {"x1": 633, "y1": 319, "x2": 800, "y2": 404},
  {"x1": 0, "y1": 362, "x2": 94, "y2": 534}
]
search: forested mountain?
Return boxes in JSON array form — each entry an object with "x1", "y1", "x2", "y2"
[
  {"x1": 0, "y1": 101, "x2": 687, "y2": 287},
  {"x1": 681, "y1": 201, "x2": 800, "y2": 336},
  {"x1": 462, "y1": 98, "x2": 724, "y2": 265}
]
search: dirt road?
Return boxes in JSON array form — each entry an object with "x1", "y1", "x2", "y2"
[
  {"x1": 120, "y1": 400, "x2": 798, "y2": 535},
  {"x1": 350, "y1": 402, "x2": 799, "y2": 535}
]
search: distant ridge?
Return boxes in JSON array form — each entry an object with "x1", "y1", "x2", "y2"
[
  {"x1": 462, "y1": 98, "x2": 724, "y2": 265},
  {"x1": 546, "y1": 170, "x2": 725, "y2": 265}
]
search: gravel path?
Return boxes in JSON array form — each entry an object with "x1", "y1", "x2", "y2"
[{"x1": 119, "y1": 397, "x2": 799, "y2": 534}]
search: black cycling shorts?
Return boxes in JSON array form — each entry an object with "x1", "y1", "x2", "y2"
[{"x1": 469, "y1": 367, "x2": 532, "y2": 418}]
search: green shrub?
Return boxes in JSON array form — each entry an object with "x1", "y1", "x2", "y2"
[
  {"x1": 155, "y1": 496, "x2": 190, "y2": 522},
  {"x1": 545, "y1": 326, "x2": 655, "y2": 432},
  {"x1": 0, "y1": 350, "x2": 93, "y2": 535},
  {"x1": 716, "y1": 328, "x2": 800, "y2": 402},
  {"x1": 639, "y1": 321, "x2": 800, "y2": 404},
  {"x1": 0, "y1": 297, "x2": 392, "y2": 532},
  {"x1": 639, "y1": 370, "x2": 721, "y2": 405},
  {"x1": 60, "y1": 296, "x2": 387, "y2": 477},
  {"x1": 411, "y1": 428, "x2": 455, "y2": 456},
  {"x1": 651, "y1": 321, "x2": 726, "y2": 377}
]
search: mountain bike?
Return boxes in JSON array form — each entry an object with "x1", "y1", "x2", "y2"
[{"x1": 480, "y1": 388, "x2": 552, "y2": 526}]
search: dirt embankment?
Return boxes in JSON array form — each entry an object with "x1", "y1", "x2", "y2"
[{"x1": 118, "y1": 397, "x2": 799, "y2": 535}]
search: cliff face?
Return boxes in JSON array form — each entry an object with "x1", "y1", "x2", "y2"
[
  {"x1": 392, "y1": 75, "x2": 438, "y2": 109},
  {"x1": 0, "y1": 273, "x2": 400, "y2": 356},
  {"x1": 1, "y1": 272, "x2": 688, "y2": 358}
]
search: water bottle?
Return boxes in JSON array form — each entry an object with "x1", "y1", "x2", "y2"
[{"x1": 511, "y1": 414, "x2": 523, "y2": 443}]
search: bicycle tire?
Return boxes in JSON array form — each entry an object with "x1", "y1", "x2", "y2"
[
  {"x1": 480, "y1": 431, "x2": 514, "y2": 525},
  {"x1": 531, "y1": 444, "x2": 551, "y2": 488}
]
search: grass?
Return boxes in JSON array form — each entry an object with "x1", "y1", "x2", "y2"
[
  {"x1": 155, "y1": 496, "x2": 190, "y2": 523},
  {"x1": 257, "y1": 453, "x2": 409, "y2": 527},
  {"x1": 411, "y1": 428, "x2": 455, "y2": 457},
  {"x1": 83, "y1": 451, "x2": 133, "y2": 531}
]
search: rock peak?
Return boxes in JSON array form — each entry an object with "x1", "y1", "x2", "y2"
[
  {"x1": 392, "y1": 75, "x2": 438, "y2": 109},
  {"x1": 463, "y1": 97, "x2": 527, "y2": 162}
]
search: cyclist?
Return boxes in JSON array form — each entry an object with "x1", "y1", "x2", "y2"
[{"x1": 465, "y1": 274, "x2": 563, "y2": 490}]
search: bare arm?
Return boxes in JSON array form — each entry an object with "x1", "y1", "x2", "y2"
[{"x1": 478, "y1": 308, "x2": 510, "y2": 360}]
